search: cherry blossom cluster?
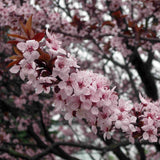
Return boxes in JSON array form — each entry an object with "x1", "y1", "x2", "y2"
[
  {"x1": 10, "y1": 29, "x2": 78, "y2": 94},
  {"x1": 132, "y1": 95, "x2": 160, "y2": 143},
  {"x1": 8, "y1": 27, "x2": 160, "y2": 144}
]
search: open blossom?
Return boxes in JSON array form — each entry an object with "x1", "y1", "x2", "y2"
[
  {"x1": 10, "y1": 59, "x2": 37, "y2": 81},
  {"x1": 142, "y1": 117, "x2": 158, "y2": 142},
  {"x1": 71, "y1": 71, "x2": 91, "y2": 96},
  {"x1": 17, "y1": 40, "x2": 40, "y2": 61},
  {"x1": 46, "y1": 29, "x2": 66, "y2": 56},
  {"x1": 52, "y1": 55, "x2": 79, "y2": 80},
  {"x1": 58, "y1": 75, "x2": 74, "y2": 96},
  {"x1": 54, "y1": 90, "x2": 68, "y2": 111},
  {"x1": 35, "y1": 77, "x2": 52, "y2": 94},
  {"x1": 19, "y1": 59, "x2": 37, "y2": 80},
  {"x1": 53, "y1": 56, "x2": 71, "y2": 75},
  {"x1": 17, "y1": 40, "x2": 39, "y2": 52}
]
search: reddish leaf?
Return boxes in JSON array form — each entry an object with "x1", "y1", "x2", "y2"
[
  {"x1": 19, "y1": 15, "x2": 33, "y2": 38},
  {"x1": 102, "y1": 21, "x2": 115, "y2": 27},
  {"x1": 146, "y1": 30, "x2": 156, "y2": 38},
  {"x1": 71, "y1": 15, "x2": 81, "y2": 27},
  {"x1": 37, "y1": 48, "x2": 44, "y2": 55},
  {"x1": 20, "y1": 21, "x2": 27, "y2": 34},
  {"x1": 103, "y1": 42, "x2": 111, "y2": 52},
  {"x1": 7, "y1": 40, "x2": 19, "y2": 45},
  {"x1": 39, "y1": 53, "x2": 50, "y2": 62},
  {"x1": 48, "y1": 58, "x2": 56, "y2": 69},
  {"x1": 112, "y1": 10, "x2": 122, "y2": 18},
  {"x1": 13, "y1": 46, "x2": 23, "y2": 56},
  {"x1": 9, "y1": 55, "x2": 19, "y2": 60},
  {"x1": 7, "y1": 58, "x2": 22, "y2": 68},
  {"x1": 7, "y1": 34, "x2": 27, "y2": 40},
  {"x1": 128, "y1": 21, "x2": 135, "y2": 28},
  {"x1": 32, "y1": 32, "x2": 45, "y2": 42},
  {"x1": 26, "y1": 15, "x2": 32, "y2": 34},
  {"x1": 123, "y1": 30, "x2": 132, "y2": 36},
  {"x1": 70, "y1": 15, "x2": 85, "y2": 32},
  {"x1": 89, "y1": 23, "x2": 98, "y2": 30},
  {"x1": 37, "y1": 48, "x2": 50, "y2": 62},
  {"x1": 112, "y1": 10, "x2": 127, "y2": 19}
]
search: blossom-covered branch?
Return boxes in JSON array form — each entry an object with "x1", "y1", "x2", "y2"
[{"x1": 7, "y1": 16, "x2": 160, "y2": 145}]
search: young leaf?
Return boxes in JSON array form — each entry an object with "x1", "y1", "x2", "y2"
[
  {"x1": 13, "y1": 46, "x2": 23, "y2": 56},
  {"x1": 7, "y1": 34, "x2": 27, "y2": 40},
  {"x1": 32, "y1": 32, "x2": 45, "y2": 42}
]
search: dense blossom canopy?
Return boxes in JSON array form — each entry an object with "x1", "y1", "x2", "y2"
[{"x1": 1, "y1": 0, "x2": 160, "y2": 160}]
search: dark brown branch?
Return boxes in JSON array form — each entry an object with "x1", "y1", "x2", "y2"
[
  {"x1": 135, "y1": 144, "x2": 146, "y2": 160},
  {"x1": 119, "y1": 33, "x2": 160, "y2": 43},
  {"x1": 27, "y1": 125, "x2": 79, "y2": 160},
  {"x1": 130, "y1": 49, "x2": 158, "y2": 100},
  {"x1": 32, "y1": 142, "x2": 80, "y2": 160},
  {"x1": 39, "y1": 108, "x2": 54, "y2": 143},
  {"x1": 27, "y1": 125, "x2": 48, "y2": 148}
]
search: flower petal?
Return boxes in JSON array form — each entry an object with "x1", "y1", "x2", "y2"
[{"x1": 9, "y1": 65, "x2": 20, "y2": 73}]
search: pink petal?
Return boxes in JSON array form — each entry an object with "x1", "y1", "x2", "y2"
[
  {"x1": 81, "y1": 101, "x2": 91, "y2": 110},
  {"x1": 150, "y1": 135, "x2": 157, "y2": 142},
  {"x1": 91, "y1": 107, "x2": 99, "y2": 115},
  {"x1": 19, "y1": 70, "x2": 25, "y2": 80},
  {"x1": 17, "y1": 42, "x2": 27, "y2": 52},
  {"x1": 23, "y1": 51, "x2": 30, "y2": 59},
  {"x1": 9, "y1": 65, "x2": 20, "y2": 73},
  {"x1": 46, "y1": 28, "x2": 52, "y2": 40},
  {"x1": 64, "y1": 113, "x2": 72, "y2": 120},
  {"x1": 31, "y1": 51, "x2": 40, "y2": 60},
  {"x1": 26, "y1": 40, "x2": 39, "y2": 50},
  {"x1": 115, "y1": 120, "x2": 121, "y2": 129},
  {"x1": 92, "y1": 126, "x2": 97, "y2": 134},
  {"x1": 143, "y1": 132, "x2": 149, "y2": 140}
]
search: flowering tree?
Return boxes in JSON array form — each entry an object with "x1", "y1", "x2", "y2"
[{"x1": 1, "y1": 0, "x2": 160, "y2": 159}]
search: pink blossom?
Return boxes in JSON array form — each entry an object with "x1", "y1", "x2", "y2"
[
  {"x1": 52, "y1": 56, "x2": 74, "y2": 80},
  {"x1": 17, "y1": 40, "x2": 39, "y2": 52},
  {"x1": 71, "y1": 71, "x2": 92, "y2": 96},
  {"x1": 58, "y1": 75, "x2": 74, "y2": 96},
  {"x1": 46, "y1": 29, "x2": 66, "y2": 56},
  {"x1": 35, "y1": 76, "x2": 54, "y2": 94},
  {"x1": 9, "y1": 64, "x2": 20, "y2": 73},
  {"x1": 54, "y1": 90, "x2": 68, "y2": 111},
  {"x1": 19, "y1": 59, "x2": 37, "y2": 80},
  {"x1": 142, "y1": 118, "x2": 158, "y2": 142},
  {"x1": 17, "y1": 40, "x2": 39, "y2": 61},
  {"x1": 8, "y1": 26, "x2": 160, "y2": 146}
]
